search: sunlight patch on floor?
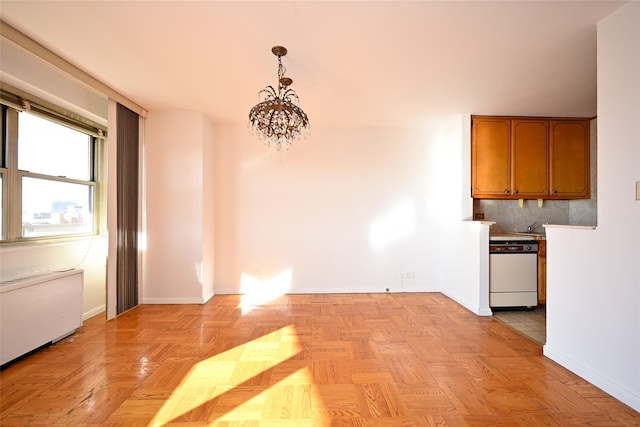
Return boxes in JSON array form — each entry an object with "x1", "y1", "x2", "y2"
[{"x1": 150, "y1": 324, "x2": 327, "y2": 426}]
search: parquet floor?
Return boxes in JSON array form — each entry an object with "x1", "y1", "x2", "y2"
[{"x1": 1, "y1": 293, "x2": 639, "y2": 426}]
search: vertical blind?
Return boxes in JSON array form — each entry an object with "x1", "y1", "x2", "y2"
[{"x1": 116, "y1": 103, "x2": 139, "y2": 314}]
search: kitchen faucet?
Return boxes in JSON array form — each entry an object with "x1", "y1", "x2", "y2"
[{"x1": 527, "y1": 221, "x2": 541, "y2": 233}]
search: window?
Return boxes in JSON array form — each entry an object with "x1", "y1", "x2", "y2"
[{"x1": 0, "y1": 91, "x2": 105, "y2": 242}]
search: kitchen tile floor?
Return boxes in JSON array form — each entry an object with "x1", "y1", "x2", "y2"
[{"x1": 492, "y1": 306, "x2": 546, "y2": 345}]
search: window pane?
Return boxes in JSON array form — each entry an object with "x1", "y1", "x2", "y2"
[
  {"x1": 18, "y1": 112, "x2": 91, "y2": 180},
  {"x1": 22, "y1": 177, "x2": 93, "y2": 237}
]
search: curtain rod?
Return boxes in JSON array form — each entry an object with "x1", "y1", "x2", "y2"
[{"x1": 1, "y1": 20, "x2": 148, "y2": 118}]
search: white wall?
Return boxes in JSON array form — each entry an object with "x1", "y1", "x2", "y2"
[
  {"x1": 213, "y1": 121, "x2": 461, "y2": 295},
  {"x1": 106, "y1": 100, "x2": 118, "y2": 319},
  {"x1": 142, "y1": 110, "x2": 215, "y2": 303},
  {"x1": 0, "y1": 36, "x2": 108, "y2": 320},
  {"x1": 436, "y1": 114, "x2": 492, "y2": 316},
  {"x1": 202, "y1": 117, "x2": 216, "y2": 301},
  {"x1": 543, "y1": 2, "x2": 640, "y2": 412},
  {"x1": 439, "y1": 220, "x2": 492, "y2": 316}
]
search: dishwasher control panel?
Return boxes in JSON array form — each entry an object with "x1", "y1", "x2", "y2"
[{"x1": 489, "y1": 241, "x2": 538, "y2": 253}]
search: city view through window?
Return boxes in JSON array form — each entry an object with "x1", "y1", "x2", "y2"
[{"x1": 18, "y1": 112, "x2": 94, "y2": 238}]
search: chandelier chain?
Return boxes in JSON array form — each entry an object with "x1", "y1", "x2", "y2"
[{"x1": 278, "y1": 56, "x2": 285, "y2": 87}]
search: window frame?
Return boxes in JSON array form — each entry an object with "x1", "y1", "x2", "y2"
[{"x1": 0, "y1": 89, "x2": 106, "y2": 244}]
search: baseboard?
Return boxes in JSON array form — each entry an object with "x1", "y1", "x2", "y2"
[
  {"x1": 213, "y1": 287, "x2": 437, "y2": 295},
  {"x1": 441, "y1": 289, "x2": 491, "y2": 316},
  {"x1": 477, "y1": 306, "x2": 493, "y2": 316},
  {"x1": 83, "y1": 305, "x2": 105, "y2": 321},
  {"x1": 142, "y1": 297, "x2": 209, "y2": 304},
  {"x1": 202, "y1": 290, "x2": 214, "y2": 303},
  {"x1": 544, "y1": 344, "x2": 640, "y2": 412}
]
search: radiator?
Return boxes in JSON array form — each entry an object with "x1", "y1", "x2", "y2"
[{"x1": 0, "y1": 269, "x2": 83, "y2": 365}]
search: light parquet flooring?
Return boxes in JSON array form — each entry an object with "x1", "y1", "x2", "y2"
[{"x1": 1, "y1": 292, "x2": 639, "y2": 426}]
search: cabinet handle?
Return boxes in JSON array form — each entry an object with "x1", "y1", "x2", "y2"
[
  {"x1": 504, "y1": 189, "x2": 510, "y2": 194},
  {"x1": 552, "y1": 189, "x2": 558, "y2": 194},
  {"x1": 514, "y1": 189, "x2": 519, "y2": 195}
]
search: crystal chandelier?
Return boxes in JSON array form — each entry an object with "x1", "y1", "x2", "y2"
[{"x1": 249, "y1": 46, "x2": 310, "y2": 151}]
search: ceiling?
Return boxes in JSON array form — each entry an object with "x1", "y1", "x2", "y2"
[{"x1": 0, "y1": 1, "x2": 625, "y2": 129}]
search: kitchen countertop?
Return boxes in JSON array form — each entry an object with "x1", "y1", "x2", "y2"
[
  {"x1": 489, "y1": 232, "x2": 546, "y2": 241},
  {"x1": 543, "y1": 224, "x2": 596, "y2": 230},
  {"x1": 489, "y1": 224, "x2": 596, "y2": 241}
]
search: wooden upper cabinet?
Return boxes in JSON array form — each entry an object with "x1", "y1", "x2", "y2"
[
  {"x1": 472, "y1": 115, "x2": 590, "y2": 199},
  {"x1": 472, "y1": 117, "x2": 511, "y2": 197},
  {"x1": 512, "y1": 119, "x2": 549, "y2": 197},
  {"x1": 550, "y1": 120, "x2": 590, "y2": 198}
]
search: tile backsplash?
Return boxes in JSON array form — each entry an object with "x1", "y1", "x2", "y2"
[
  {"x1": 475, "y1": 199, "x2": 569, "y2": 233},
  {"x1": 474, "y1": 119, "x2": 597, "y2": 233}
]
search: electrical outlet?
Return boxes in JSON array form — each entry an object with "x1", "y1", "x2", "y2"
[
  {"x1": 474, "y1": 212, "x2": 485, "y2": 220},
  {"x1": 636, "y1": 181, "x2": 640, "y2": 200},
  {"x1": 405, "y1": 271, "x2": 415, "y2": 279}
]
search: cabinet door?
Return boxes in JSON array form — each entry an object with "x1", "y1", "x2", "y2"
[
  {"x1": 512, "y1": 119, "x2": 549, "y2": 197},
  {"x1": 537, "y1": 240, "x2": 547, "y2": 305},
  {"x1": 550, "y1": 120, "x2": 590, "y2": 198},
  {"x1": 472, "y1": 117, "x2": 511, "y2": 197}
]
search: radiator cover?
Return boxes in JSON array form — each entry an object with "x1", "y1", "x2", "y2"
[{"x1": 1, "y1": 270, "x2": 83, "y2": 365}]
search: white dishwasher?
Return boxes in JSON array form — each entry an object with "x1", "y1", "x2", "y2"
[{"x1": 489, "y1": 241, "x2": 538, "y2": 308}]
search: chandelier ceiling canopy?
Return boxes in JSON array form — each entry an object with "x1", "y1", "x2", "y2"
[{"x1": 248, "y1": 46, "x2": 310, "y2": 151}]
